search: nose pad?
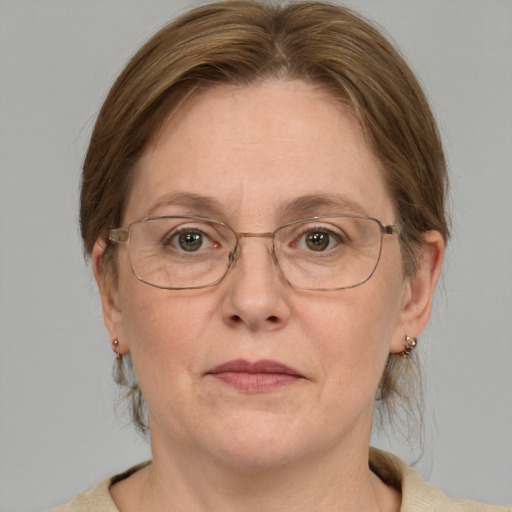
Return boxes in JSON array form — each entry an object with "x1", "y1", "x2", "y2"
[
  {"x1": 270, "y1": 244, "x2": 279, "y2": 266},
  {"x1": 228, "y1": 249, "x2": 235, "y2": 264},
  {"x1": 227, "y1": 237, "x2": 277, "y2": 273},
  {"x1": 227, "y1": 244, "x2": 240, "y2": 266}
]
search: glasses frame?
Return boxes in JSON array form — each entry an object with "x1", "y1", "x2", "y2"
[{"x1": 109, "y1": 215, "x2": 401, "y2": 291}]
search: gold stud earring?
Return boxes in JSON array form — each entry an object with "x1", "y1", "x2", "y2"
[
  {"x1": 112, "y1": 339, "x2": 122, "y2": 361},
  {"x1": 401, "y1": 335, "x2": 417, "y2": 358}
]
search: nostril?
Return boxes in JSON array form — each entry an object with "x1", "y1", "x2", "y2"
[
  {"x1": 267, "y1": 315, "x2": 279, "y2": 323},
  {"x1": 230, "y1": 315, "x2": 242, "y2": 323}
]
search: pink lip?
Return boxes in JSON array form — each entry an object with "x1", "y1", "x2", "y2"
[{"x1": 207, "y1": 359, "x2": 304, "y2": 392}]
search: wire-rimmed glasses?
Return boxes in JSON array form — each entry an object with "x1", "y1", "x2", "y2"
[{"x1": 109, "y1": 215, "x2": 400, "y2": 290}]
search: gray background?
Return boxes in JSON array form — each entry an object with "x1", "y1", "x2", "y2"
[{"x1": 0, "y1": 0, "x2": 511, "y2": 510}]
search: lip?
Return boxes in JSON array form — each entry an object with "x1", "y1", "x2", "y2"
[
  {"x1": 208, "y1": 359, "x2": 302, "y2": 376},
  {"x1": 207, "y1": 359, "x2": 304, "y2": 393}
]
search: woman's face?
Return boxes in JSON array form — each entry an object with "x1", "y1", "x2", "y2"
[{"x1": 96, "y1": 80, "x2": 431, "y2": 469}]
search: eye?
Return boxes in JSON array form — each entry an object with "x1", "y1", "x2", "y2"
[
  {"x1": 304, "y1": 230, "x2": 331, "y2": 251},
  {"x1": 176, "y1": 231, "x2": 204, "y2": 251},
  {"x1": 165, "y1": 228, "x2": 215, "y2": 252},
  {"x1": 291, "y1": 225, "x2": 344, "y2": 253}
]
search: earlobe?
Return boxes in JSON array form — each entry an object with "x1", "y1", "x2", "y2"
[
  {"x1": 390, "y1": 230, "x2": 445, "y2": 354},
  {"x1": 92, "y1": 239, "x2": 128, "y2": 355}
]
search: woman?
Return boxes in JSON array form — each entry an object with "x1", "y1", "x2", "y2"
[{"x1": 53, "y1": 1, "x2": 510, "y2": 510}]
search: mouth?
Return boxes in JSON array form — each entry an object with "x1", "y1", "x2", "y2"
[{"x1": 206, "y1": 359, "x2": 304, "y2": 393}]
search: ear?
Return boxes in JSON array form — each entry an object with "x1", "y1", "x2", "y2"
[
  {"x1": 92, "y1": 238, "x2": 129, "y2": 355},
  {"x1": 390, "y1": 230, "x2": 445, "y2": 354}
]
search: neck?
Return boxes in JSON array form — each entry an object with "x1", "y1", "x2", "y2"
[{"x1": 131, "y1": 434, "x2": 398, "y2": 512}]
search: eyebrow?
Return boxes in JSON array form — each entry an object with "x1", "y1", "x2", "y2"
[
  {"x1": 145, "y1": 192, "x2": 226, "y2": 218},
  {"x1": 279, "y1": 194, "x2": 370, "y2": 218}
]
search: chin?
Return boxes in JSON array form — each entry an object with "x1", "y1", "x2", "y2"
[{"x1": 197, "y1": 413, "x2": 317, "y2": 470}]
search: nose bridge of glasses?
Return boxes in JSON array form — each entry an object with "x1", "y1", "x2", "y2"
[
  {"x1": 230, "y1": 231, "x2": 278, "y2": 266},
  {"x1": 238, "y1": 231, "x2": 275, "y2": 240}
]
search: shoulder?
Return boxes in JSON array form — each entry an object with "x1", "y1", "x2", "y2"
[
  {"x1": 369, "y1": 447, "x2": 511, "y2": 512},
  {"x1": 50, "y1": 477, "x2": 114, "y2": 512},
  {"x1": 50, "y1": 462, "x2": 151, "y2": 512}
]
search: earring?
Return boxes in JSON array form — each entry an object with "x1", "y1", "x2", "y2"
[
  {"x1": 112, "y1": 338, "x2": 122, "y2": 361},
  {"x1": 401, "y1": 335, "x2": 417, "y2": 358}
]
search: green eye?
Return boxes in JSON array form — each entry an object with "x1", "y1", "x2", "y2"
[
  {"x1": 305, "y1": 231, "x2": 330, "y2": 251},
  {"x1": 177, "y1": 232, "x2": 203, "y2": 251}
]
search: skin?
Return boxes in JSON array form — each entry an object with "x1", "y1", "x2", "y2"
[{"x1": 93, "y1": 80, "x2": 444, "y2": 511}]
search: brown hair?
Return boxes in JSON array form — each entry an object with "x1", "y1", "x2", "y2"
[{"x1": 81, "y1": 0, "x2": 449, "y2": 435}]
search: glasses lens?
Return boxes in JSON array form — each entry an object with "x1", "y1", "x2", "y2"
[
  {"x1": 274, "y1": 216, "x2": 383, "y2": 290},
  {"x1": 127, "y1": 217, "x2": 236, "y2": 289}
]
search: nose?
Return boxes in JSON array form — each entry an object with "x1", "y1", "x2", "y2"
[{"x1": 220, "y1": 236, "x2": 291, "y2": 331}]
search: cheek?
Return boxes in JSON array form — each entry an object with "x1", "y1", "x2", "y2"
[
  {"x1": 115, "y1": 251, "x2": 206, "y2": 353},
  {"x1": 116, "y1": 289, "x2": 214, "y2": 434},
  {"x1": 121, "y1": 288, "x2": 212, "y2": 361},
  {"x1": 302, "y1": 299, "x2": 389, "y2": 376},
  {"x1": 298, "y1": 272, "x2": 404, "y2": 396},
  {"x1": 117, "y1": 274, "x2": 222, "y2": 399}
]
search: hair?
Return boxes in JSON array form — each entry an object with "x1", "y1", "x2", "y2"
[{"x1": 81, "y1": 0, "x2": 449, "y2": 436}]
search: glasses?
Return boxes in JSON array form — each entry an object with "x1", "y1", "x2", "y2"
[{"x1": 109, "y1": 215, "x2": 400, "y2": 291}]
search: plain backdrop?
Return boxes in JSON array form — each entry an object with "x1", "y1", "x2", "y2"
[{"x1": 0, "y1": 0, "x2": 511, "y2": 510}]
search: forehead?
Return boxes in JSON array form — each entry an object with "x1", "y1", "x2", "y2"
[{"x1": 125, "y1": 80, "x2": 394, "y2": 226}]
